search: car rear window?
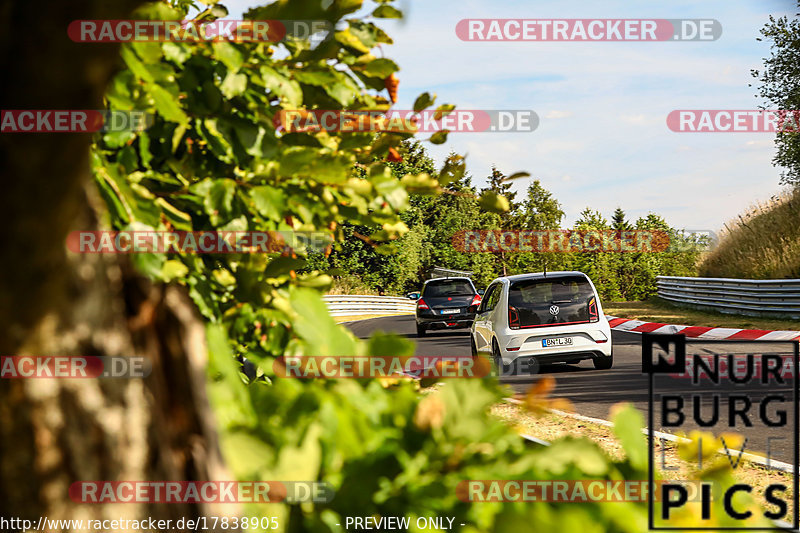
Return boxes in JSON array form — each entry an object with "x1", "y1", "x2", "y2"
[
  {"x1": 423, "y1": 279, "x2": 475, "y2": 297},
  {"x1": 508, "y1": 276, "x2": 596, "y2": 327}
]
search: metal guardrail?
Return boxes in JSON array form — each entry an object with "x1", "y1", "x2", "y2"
[
  {"x1": 323, "y1": 294, "x2": 416, "y2": 317},
  {"x1": 656, "y1": 275, "x2": 800, "y2": 319},
  {"x1": 429, "y1": 266, "x2": 473, "y2": 279}
]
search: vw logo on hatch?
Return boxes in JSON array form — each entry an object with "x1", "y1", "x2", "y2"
[{"x1": 549, "y1": 305, "x2": 560, "y2": 316}]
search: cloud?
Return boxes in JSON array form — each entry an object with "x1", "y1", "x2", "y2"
[
  {"x1": 223, "y1": 0, "x2": 794, "y2": 230},
  {"x1": 381, "y1": 0, "x2": 794, "y2": 229},
  {"x1": 744, "y1": 139, "x2": 774, "y2": 148},
  {"x1": 545, "y1": 110, "x2": 573, "y2": 119},
  {"x1": 618, "y1": 114, "x2": 658, "y2": 125}
]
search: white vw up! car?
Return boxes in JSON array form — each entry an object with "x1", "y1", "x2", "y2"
[{"x1": 469, "y1": 271, "x2": 613, "y2": 373}]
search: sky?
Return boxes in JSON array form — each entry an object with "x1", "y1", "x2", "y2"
[{"x1": 223, "y1": 0, "x2": 797, "y2": 231}]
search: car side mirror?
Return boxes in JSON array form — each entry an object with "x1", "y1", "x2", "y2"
[
  {"x1": 477, "y1": 289, "x2": 485, "y2": 296},
  {"x1": 407, "y1": 292, "x2": 420, "y2": 300},
  {"x1": 468, "y1": 305, "x2": 479, "y2": 313}
]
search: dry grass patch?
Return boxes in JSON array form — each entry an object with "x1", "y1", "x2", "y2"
[
  {"x1": 700, "y1": 188, "x2": 800, "y2": 279},
  {"x1": 335, "y1": 312, "x2": 412, "y2": 323},
  {"x1": 491, "y1": 402, "x2": 795, "y2": 517}
]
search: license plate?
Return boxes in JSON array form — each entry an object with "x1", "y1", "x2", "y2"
[
  {"x1": 542, "y1": 337, "x2": 573, "y2": 347},
  {"x1": 440, "y1": 308, "x2": 460, "y2": 315}
]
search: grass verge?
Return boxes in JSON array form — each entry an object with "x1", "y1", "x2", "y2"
[
  {"x1": 604, "y1": 299, "x2": 800, "y2": 331},
  {"x1": 334, "y1": 312, "x2": 412, "y2": 324},
  {"x1": 700, "y1": 188, "x2": 800, "y2": 279},
  {"x1": 491, "y1": 402, "x2": 794, "y2": 518}
]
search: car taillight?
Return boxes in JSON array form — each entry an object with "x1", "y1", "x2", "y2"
[
  {"x1": 470, "y1": 294, "x2": 481, "y2": 306},
  {"x1": 588, "y1": 297, "x2": 599, "y2": 323},
  {"x1": 508, "y1": 305, "x2": 520, "y2": 329},
  {"x1": 417, "y1": 298, "x2": 430, "y2": 310}
]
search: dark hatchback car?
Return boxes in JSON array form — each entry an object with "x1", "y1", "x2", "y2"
[{"x1": 411, "y1": 277, "x2": 482, "y2": 336}]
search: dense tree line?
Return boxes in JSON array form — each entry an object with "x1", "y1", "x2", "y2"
[
  {"x1": 309, "y1": 141, "x2": 704, "y2": 301},
  {"x1": 753, "y1": 1, "x2": 800, "y2": 185}
]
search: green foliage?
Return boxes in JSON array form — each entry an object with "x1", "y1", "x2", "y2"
[
  {"x1": 89, "y1": 1, "x2": 717, "y2": 530},
  {"x1": 325, "y1": 159, "x2": 702, "y2": 299},
  {"x1": 610, "y1": 404, "x2": 647, "y2": 472},
  {"x1": 611, "y1": 207, "x2": 632, "y2": 232},
  {"x1": 522, "y1": 180, "x2": 565, "y2": 231},
  {"x1": 753, "y1": 2, "x2": 800, "y2": 185},
  {"x1": 485, "y1": 167, "x2": 519, "y2": 223}
]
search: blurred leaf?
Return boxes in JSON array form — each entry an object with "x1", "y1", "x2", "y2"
[
  {"x1": 400, "y1": 172, "x2": 438, "y2": 193},
  {"x1": 250, "y1": 186, "x2": 286, "y2": 221},
  {"x1": 362, "y1": 58, "x2": 398, "y2": 78},
  {"x1": 206, "y1": 323, "x2": 256, "y2": 428},
  {"x1": 369, "y1": 133, "x2": 403, "y2": 157},
  {"x1": 210, "y1": 4, "x2": 228, "y2": 17},
  {"x1": 220, "y1": 72, "x2": 248, "y2": 98},
  {"x1": 434, "y1": 103, "x2": 455, "y2": 120},
  {"x1": 264, "y1": 256, "x2": 306, "y2": 278},
  {"x1": 146, "y1": 82, "x2": 188, "y2": 124},
  {"x1": 429, "y1": 130, "x2": 448, "y2": 144},
  {"x1": 120, "y1": 45, "x2": 154, "y2": 83},
  {"x1": 213, "y1": 268, "x2": 237, "y2": 287},
  {"x1": 610, "y1": 403, "x2": 648, "y2": 471},
  {"x1": 289, "y1": 288, "x2": 358, "y2": 356},
  {"x1": 212, "y1": 42, "x2": 243, "y2": 71},
  {"x1": 504, "y1": 171, "x2": 531, "y2": 181},
  {"x1": 677, "y1": 430, "x2": 719, "y2": 463},
  {"x1": 439, "y1": 154, "x2": 465, "y2": 185},
  {"x1": 335, "y1": 28, "x2": 371, "y2": 53},
  {"x1": 479, "y1": 190, "x2": 510, "y2": 213},
  {"x1": 372, "y1": 5, "x2": 402, "y2": 18},
  {"x1": 260, "y1": 66, "x2": 303, "y2": 106},
  {"x1": 524, "y1": 376, "x2": 555, "y2": 415},
  {"x1": 161, "y1": 259, "x2": 189, "y2": 282},
  {"x1": 191, "y1": 178, "x2": 236, "y2": 224},
  {"x1": 413, "y1": 92, "x2": 435, "y2": 112}
]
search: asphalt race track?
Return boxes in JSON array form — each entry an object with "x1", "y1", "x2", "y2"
[{"x1": 346, "y1": 315, "x2": 798, "y2": 463}]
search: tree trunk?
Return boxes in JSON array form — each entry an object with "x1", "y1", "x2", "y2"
[{"x1": 0, "y1": 0, "x2": 228, "y2": 526}]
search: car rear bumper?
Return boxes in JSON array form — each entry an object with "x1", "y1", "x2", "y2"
[
  {"x1": 416, "y1": 310, "x2": 474, "y2": 328},
  {"x1": 497, "y1": 323, "x2": 613, "y2": 364},
  {"x1": 502, "y1": 350, "x2": 609, "y2": 374},
  {"x1": 416, "y1": 316, "x2": 475, "y2": 329}
]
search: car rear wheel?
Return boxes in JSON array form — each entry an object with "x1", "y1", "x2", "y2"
[
  {"x1": 593, "y1": 352, "x2": 613, "y2": 370},
  {"x1": 416, "y1": 323, "x2": 426, "y2": 337},
  {"x1": 492, "y1": 340, "x2": 512, "y2": 375}
]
